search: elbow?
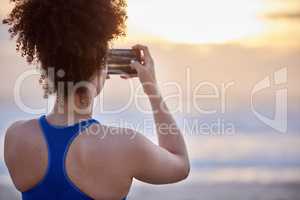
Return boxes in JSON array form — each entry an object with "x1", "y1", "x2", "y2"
[
  {"x1": 176, "y1": 160, "x2": 191, "y2": 182},
  {"x1": 182, "y1": 162, "x2": 191, "y2": 180}
]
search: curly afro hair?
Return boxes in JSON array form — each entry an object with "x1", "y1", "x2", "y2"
[{"x1": 3, "y1": 0, "x2": 127, "y2": 97}]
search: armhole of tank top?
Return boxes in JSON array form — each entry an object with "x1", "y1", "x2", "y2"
[
  {"x1": 62, "y1": 120, "x2": 97, "y2": 199},
  {"x1": 22, "y1": 118, "x2": 51, "y2": 193}
]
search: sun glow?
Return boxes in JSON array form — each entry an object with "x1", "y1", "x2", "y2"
[{"x1": 127, "y1": 0, "x2": 266, "y2": 44}]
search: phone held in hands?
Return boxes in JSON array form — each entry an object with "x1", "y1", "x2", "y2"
[{"x1": 107, "y1": 49, "x2": 143, "y2": 75}]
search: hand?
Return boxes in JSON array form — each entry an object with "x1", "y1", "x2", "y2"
[{"x1": 121, "y1": 44, "x2": 159, "y2": 96}]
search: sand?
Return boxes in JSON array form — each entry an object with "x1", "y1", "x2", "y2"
[{"x1": 1, "y1": 182, "x2": 300, "y2": 200}]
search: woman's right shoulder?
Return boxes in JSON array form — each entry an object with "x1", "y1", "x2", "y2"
[
  {"x1": 79, "y1": 124, "x2": 141, "y2": 148},
  {"x1": 77, "y1": 124, "x2": 156, "y2": 177},
  {"x1": 78, "y1": 124, "x2": 152, "y2": 158}
]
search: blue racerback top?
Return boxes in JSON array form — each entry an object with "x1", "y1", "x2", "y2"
[{"x1": 22, "y1": 115, "x2": 127, "y2": 200}]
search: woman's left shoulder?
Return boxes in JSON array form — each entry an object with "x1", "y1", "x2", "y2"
[{"x1": 5, "y1": 118, "x2": 39, "y2": 139}]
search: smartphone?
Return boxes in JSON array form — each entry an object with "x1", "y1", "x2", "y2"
[{"x1": 107, "y1": 49, "x2": 142, "y2": 75}]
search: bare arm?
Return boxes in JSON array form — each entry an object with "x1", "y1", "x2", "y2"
[
  {"x1": 123, "y1": 45, "x2": 190, "y2": 184},
  {"x1": 149, "y1": 93, "x2": 188, "y2": 158}
]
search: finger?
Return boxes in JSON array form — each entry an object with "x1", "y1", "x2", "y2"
[
  {"x1": 120, "y1": 74, "x2": 137, "y2": 79},
  {"x1": 129, "y1": 74, "x2": 138, "y2": 78},
  {"x1": 130, "y1": 60, "x2": 144, "y2": 72},
  {"x1": 132, "y1": 44, "x2": 143, "y2": 49},
  {"x1": 132, "y1": 45, "x2": 153, "y2": 65},
  {"x1": 132, "y1": 44, "x2": 147, "y2": 50}
]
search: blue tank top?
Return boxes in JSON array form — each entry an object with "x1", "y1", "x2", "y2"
[{"x1": 22, "y1": 115, "x2": 127, "y2": 200}]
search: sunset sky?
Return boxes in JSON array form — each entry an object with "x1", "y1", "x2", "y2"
[
  {"x1": 123, "y1": 0, "x2": 300, "y2": 47},
  {"x1": 0, "y1": 0, "x2": 299, "y2": 133},
  {"x1": 0, "y1": 0, "x2": 299, "y2": 46}
]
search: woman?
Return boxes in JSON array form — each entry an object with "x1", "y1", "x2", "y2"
[{"x1": 3, "y1": 0, "x2": 190, "y2": 199}]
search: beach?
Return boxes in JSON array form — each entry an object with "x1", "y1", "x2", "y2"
[{"x1": 1, "y1": 181, "x2": 300, "y2": 200}]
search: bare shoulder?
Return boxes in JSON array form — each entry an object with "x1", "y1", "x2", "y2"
[
  {"x1": 76, "y1": 123, "x2": 156, "y2": 164},
  {"x1": 4, "y1": 118, "x2": 47, "y2": 191},
  {"x1": 5, "y1": 118, "x2": 43, "y2": 160},
  {"x1": 5, "y1": 119, "x2": 40, "y2": 145},
  {"x1": 5, "y1": 120, "x2": 27, "y2": 136},
  {"x1": 78, "y1": 124, "x2": 144, "y2": 153}
]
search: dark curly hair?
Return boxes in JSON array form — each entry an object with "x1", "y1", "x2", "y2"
[{"x1": 3, "y1": 0, "x2": 127, "y2": 97}]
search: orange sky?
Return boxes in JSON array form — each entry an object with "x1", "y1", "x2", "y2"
[
  {"x1": 1, "y1": 0, "x2": 299, "y2": 47},
  {"x1": 122, "y1": 0, "x2": 300, "y2": 47},
  {"x1": 0, "y1": 0, "x2": 299, "y2": 107}
]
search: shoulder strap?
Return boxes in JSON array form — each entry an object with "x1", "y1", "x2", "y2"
[{"x1": 38, "y1": 115, "x2": 98, "y2": 174}]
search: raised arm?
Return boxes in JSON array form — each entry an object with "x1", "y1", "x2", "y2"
[{"x1": 123, "y1": 45, "x2": 190, "y2": 184}]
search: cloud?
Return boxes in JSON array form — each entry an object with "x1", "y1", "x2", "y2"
[{"x1": 266, "y1": 11, "x2": 300, "y2": 20}]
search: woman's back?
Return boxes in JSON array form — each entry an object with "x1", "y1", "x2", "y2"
[{"x1": 5, "y1": 116, "x2": 135, "y2": 199}]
